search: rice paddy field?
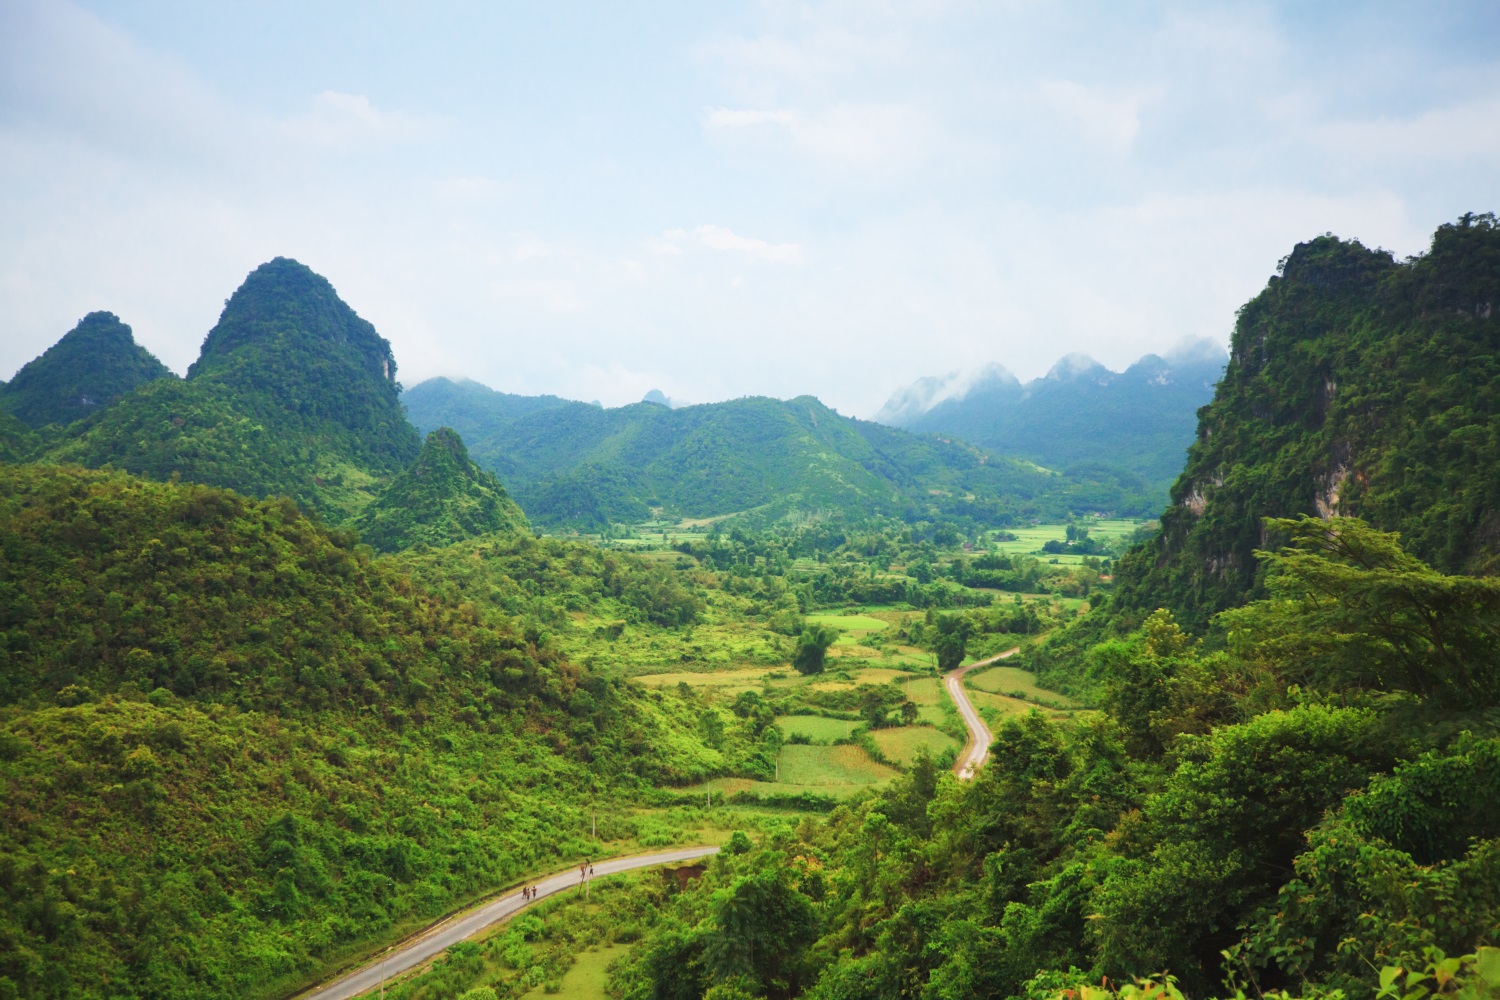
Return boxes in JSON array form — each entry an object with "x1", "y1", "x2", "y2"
[
  {"x1": 685, "y1": 743, "x2": 900, "y2": 799},
  {"x1": 870, "y1": 726, "x2": 960, "y2": 766},
  {"x1": 777, "y1": 715, "x2": 856, "y2": 742},
  {"x1": 987, "y1": 518, "x2": 1146, "y2": 565},
  {"x1": 965, "y1": 665, "x2": 1080, "y2": 708}
]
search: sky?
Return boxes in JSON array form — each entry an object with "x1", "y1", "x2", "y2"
[{"x1": 3, "y1": 1, "x2": 1499, "y2": 417}]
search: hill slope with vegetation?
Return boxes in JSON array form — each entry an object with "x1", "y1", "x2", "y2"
[
  {"x1": 1113, "y1": 213, "x2": 1500, "y2": 629},
  {"x1": 39, "y1": 258, "x2": 420, "y2": 522},
  {"x1": 0, "y1": 311, "x2": 174, "y2": 429},
  {"x1": 352, "y1": 427, "x2": 529, "y2": 552},
  {"x1": 405, "y1": 386, "x2": 1158, "y2": 529},
  {"x1": 401, "y1": 376, "x2": 572, "y2": 440},
  {"x1": 0, "y1": 462, "x2": 723, "y2": 999}
]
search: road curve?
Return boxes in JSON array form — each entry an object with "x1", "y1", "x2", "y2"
[
  {"x1": 946, "y1": 647, "x2": 1020, "y2": 780},
  {"x1": 293, "y1": 845, "x2": 720, "y2": 1000}
]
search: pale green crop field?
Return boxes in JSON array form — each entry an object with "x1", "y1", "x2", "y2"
[
  {"x1": 777, "y1": 744, "x2": 897, "y2": 786},
  {"x1": 776, "y1": 715, "x2": 854, "y2": 743},
  {"x1": 987, "y1": 518, "x2": 1146, "y2": 565},
  {"x1": 965, "y1": 665, "x2": 1078, "y2": 707},
  {"x1": 871, "y1": 726, "x2": 959, "y2": 766}
]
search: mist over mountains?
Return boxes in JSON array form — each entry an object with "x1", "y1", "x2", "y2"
[{"x1": 874, "y1": 340, "x2": 1227, "y2": 494}]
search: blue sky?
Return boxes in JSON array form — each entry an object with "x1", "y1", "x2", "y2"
[{"x1": 3, "y1": 1, "x2": 1498, "y2": 415}]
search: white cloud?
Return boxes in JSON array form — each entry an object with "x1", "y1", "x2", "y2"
[
  {"x1": 660, "y1": 225, "x2": 803, "y2": 264},
  {"x1": 280, "y1": 91, "x2": 436, "y2": 147},
  {"x1": 1316, "y1": 95, "x2": 1500, "y2": 165},
  {"x1": 1035, "y1": 80, "x2": 1156, "y2": 148},
  {"x1": 704, "y1": 102, "x2": 935, "y2": 173}
]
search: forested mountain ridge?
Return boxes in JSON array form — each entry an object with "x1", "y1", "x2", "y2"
[
  {"x1": 404, "y1": 385, "x2": 1159, "y2": 528},
  {"x1": 38, "y1": 258, "x2": 421, "y2": 521},
  {"x1": 353, "y1": 426, "x2": 530, "y2": 552},
  {"x1": 0, "y1": 311, "x2": 174, "y2": 429},
  {"x1": 401, "y1": 376, "x2": 572, "y2": 439},
  {"x1": 875, "y1": 342, "x2": 1226, "y2": 498},
  {"x1": 1113, "y1": 213, "x2": 1500, "y2": 629}
]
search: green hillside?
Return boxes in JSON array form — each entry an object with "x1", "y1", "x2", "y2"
[
  {"x1": 401, "y1": 376, "x2": 572, "y2": 440},
  {"x1": 0, "y1": 463, "x2": 718, "y2": 998},
  {"x1": 353, "y1": 427, "x2": 529, "y2": 552},
  {"x1": 406, "y1": 387, "x2": 1158, "y2": 529},
  {"x1": 1112, "y1": 213, "x2": 1500, "y2": 629},
  {"x1": 42, "y1": 258, "x2": 419, "y2": 521},
  {"x1": 0, "y1": 312, "x2": 174, "y2": 429}
]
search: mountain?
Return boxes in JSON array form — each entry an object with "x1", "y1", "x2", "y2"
[
  {"x1": 402, "y1": 376, "x2": 573, "y2": 440},
  {"x1": 875, "y1": 342, "x2": 1226, "y2": 497},
  {"x1": 42, "y1": 258, "x2": 421, "y2": 520},
  {"x1": 407, "y1": 389, "x2": 1158, "y2": 529},
  {"x1": 0, "y1": 311, "x2": 174, "y2": 428},
  {"x1": 1113, "y1": 213, "x2": 1500, "y2": 629},
  {"x1": 352, "y1": 426, "x2": 530, "y2": 551}
]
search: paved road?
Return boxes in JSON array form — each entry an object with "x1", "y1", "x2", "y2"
[
  {"x1": 294, "y1": 845, "x2": 720, "y2": 1000},
  {"x1": 946, "y1": 647, "x2": 1020, "y2": 780}
]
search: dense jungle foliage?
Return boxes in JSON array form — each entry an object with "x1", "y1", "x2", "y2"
[
  {"x1": 41, "y1": 259, "x2": 419, "y2": 522},
  {"x1": 0, "y1": 312, "x2": 174, "y2": 430},
  {"x1": 607, "y1": 519, "x2": 1499, "y2": 1000},
  {"x1": 1114, "y1": 214, "x2": 1500, "y2": 630},
  {"x1": 353, "y1": 428, "x2": 529, "y2": 553},
  {"x1": 0, "y1": 464, "x2": 732, "y2": 999}
]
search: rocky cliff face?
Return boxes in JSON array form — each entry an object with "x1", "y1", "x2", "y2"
[{"x1": 1113, "y1": 214, "x2": 1500, "y2": 629}]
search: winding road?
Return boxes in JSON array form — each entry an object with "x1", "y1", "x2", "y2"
[
  {"x1": 946, "y1": 647, "x2": 1020, "y2": 780},
  {"x1": 293, "y1": 845, "x2": 720, "y2": 1000},
  {"x1": 293, "y1": 649, "x2": 1016, "y2": 997}
]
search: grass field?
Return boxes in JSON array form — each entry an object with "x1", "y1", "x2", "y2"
[
  {"x1": 778, "y1": 744, "x2": 897, "y2": 786},
  {"x1": 806, "y1": 612, "x2": 889, "y2": 655},
  {"x1": 776, "y1": 715, "x2": 855, "y2": 743},
  {"x1": 965, "y1": 665, "x2": 1078, "y2": 707},
  {"x1": 870, "y1": 726, "x2": 959, "y2": 765},
  {"x1": 805, "y1": 613, "x2": 890, "y2": 632},
  {"x1": 526, "y1": 944, "x2": 630, "y2": 1000},
  {"x1": 684, "y1": 742, "x2": 898, "y2": 799},
  {"x1": 634, "y1": 667, "x2": 773, "y2": 692},
  {"x1": 967, "y1": 688, "x2": 1074, "y2": 723},
  {"x1": 988, "y1": 519, "x2": 1146, "y2": 565}
]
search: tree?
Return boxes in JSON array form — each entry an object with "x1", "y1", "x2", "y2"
[
  {"x1": 793, "y1": 624, "x2": 838, "y2": 676},
  {"x1": 859, "y1": 687, "x2": 888, "y2": 729},
  {"x1": 900, "y1": 700, "x2": 919, "y2": 725},
  {"x1": 931, "y1": 613, "x2": 970, "y2": 673},
  {"x1": 1221, "y1": 516, "x2": 1500, "y2": 706}
]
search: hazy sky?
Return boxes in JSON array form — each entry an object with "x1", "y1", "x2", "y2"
[{"x1": 4, "y1": 2, "x2": 1499, "y2": 416}]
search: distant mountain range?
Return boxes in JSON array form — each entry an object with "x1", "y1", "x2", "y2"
[
  {"x1": 874, "y1": 341, "x2": 1227, "y2": 497},
  {"x1": 0, "y1": 259, "x2": 1161, "y2": 546},
  {"x1": 403, "y1": 378, "x2": 1159, "y2": 529}
]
